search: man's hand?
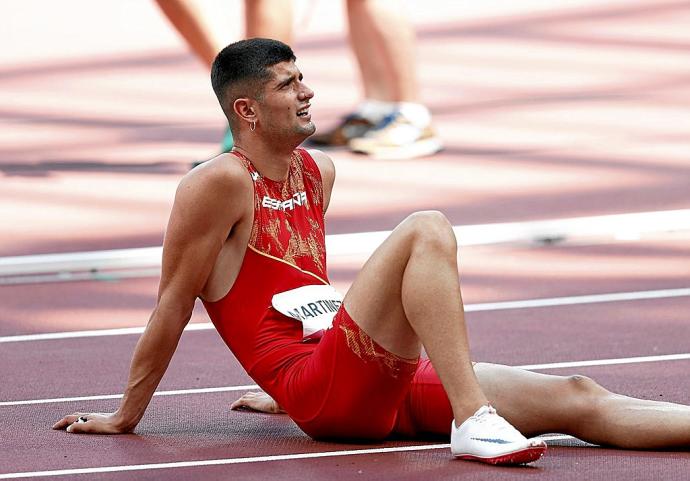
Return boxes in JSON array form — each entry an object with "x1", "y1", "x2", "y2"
[
  {"x1": 52, "y1": 412, "x2": 130, "y2": 434},
  {"x1": 230, "y1": 392, "x2": 285, "y2": 414}
]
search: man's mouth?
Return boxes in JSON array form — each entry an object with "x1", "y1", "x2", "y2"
[{"x1": 297, "y1": 104, "x2": 311, "y2": 117}]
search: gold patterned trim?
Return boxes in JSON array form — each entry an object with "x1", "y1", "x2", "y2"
[
  {"x1": 247, "y1": 244, "x2": 329, "y2": 286},
  {"x1": 338, "y1": 316, "x2": 419, "y2": 379}
]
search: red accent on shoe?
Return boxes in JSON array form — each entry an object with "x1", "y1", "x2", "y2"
[{"x1": 455, "y1": 445, "x2": 547, "y2": 466}]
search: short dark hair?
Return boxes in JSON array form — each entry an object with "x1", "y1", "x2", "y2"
[{"x1": 211, "y1": 38, "x2": 296, "y2": 127}]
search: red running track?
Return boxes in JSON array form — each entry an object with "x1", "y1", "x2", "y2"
[{"x1": 1, "y1": 237, "x2": 690, "y2": 479}]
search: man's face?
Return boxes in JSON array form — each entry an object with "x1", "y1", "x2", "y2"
[{"x1": 255, "y1": 61, "x2": 315, "y2": 142}]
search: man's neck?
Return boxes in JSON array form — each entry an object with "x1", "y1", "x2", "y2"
[{"x1": 232, "y1": 135, "x2": 301, "y2": 182}]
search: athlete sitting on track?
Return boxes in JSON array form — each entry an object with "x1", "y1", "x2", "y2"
[{"x1": 53, "y1": 39, "x2": 690, "y2": 466}]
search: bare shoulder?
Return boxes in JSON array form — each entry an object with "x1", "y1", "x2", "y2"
[
  {"x1": 306, "y1": 148, "x2": 335, "y2": 183},
  {"x1": 306, "y1": 149, "x2": 336, "y2": 212},
  {"x1": 165, "y1": 153, "x2": 253, "y2": 239},
  {"x1": 178, "y1": 153, "x2": 252, "y2": 208}
]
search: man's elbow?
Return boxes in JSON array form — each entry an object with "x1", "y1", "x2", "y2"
[{"x1": 151, "y1": 293, "x2": 196, "y2": 331}]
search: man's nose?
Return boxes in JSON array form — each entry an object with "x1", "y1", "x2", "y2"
[{"x1": 300, "y1": 84, "x2": 314, "y2": 100}]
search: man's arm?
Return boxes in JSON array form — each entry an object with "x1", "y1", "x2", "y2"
[
  {"x1": 307, "y1": 149, "x2": 336, "y2": 213},
  {"x1": 53, "y1": 158, "x2": 251, "y2": 434}
]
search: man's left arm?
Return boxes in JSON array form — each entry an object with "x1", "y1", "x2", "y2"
[{"x1": 307, "y1": 149, "x2": 336, "y2": 213}]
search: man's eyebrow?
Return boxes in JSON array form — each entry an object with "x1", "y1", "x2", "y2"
[
  {"x1": 274, "y1": 72, "x2": 303, "y2": 89},
  {"x1": 275, "y1": 74, "x2": 296, "y2": 89}
]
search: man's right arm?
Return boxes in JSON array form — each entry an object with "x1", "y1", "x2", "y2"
[{"x1": 52, "y1": 157, "x2": 251, "y2": 434}]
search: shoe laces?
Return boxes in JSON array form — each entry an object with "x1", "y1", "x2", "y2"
[{"x1": 472, "y1": 405, "x2": 523, "y2": 438}]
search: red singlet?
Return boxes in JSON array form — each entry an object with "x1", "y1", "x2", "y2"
[{"x1": 203, "y1": 149, "x2": 453, "y2": 439}]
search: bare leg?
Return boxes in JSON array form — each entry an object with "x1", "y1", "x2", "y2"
[
  {"x1": 244, "y1": 0, "x2": 293, "y2": 44},
  {"x1": 343, "y1": 211, "x2": 487, "y2": 422},
  {"x1": 346, "y1": 0, "x2": 418, "y2": 102},
  {"x1": 155, "y1": 0, "x2": 221, "y2": 68},
  {"x1": 474, "y1": 363, "x2": 690, "y2": 449},
  {"x1": 156, "y1": 0, "x2": 293, "y2": 70}
]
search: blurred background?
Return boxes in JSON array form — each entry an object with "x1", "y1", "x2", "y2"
[
  {"x1": 2, "y1": 0, "x2": 688, "y2": 257},
  {"x1": 1, "y1": 0, "x2": 689, "y2": 338}
]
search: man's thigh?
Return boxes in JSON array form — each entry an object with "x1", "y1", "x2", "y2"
[{"x1": 342, "y1": 219, "x2": 420, "y2": 357}]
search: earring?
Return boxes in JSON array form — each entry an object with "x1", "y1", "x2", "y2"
[{"x1": 250, "y1": 120, "x2": 256, "y2": 132}]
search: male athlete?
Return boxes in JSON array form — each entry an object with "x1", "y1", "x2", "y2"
[{"x1": 54, "y1": 39, "x2": 690, "y2": 465}]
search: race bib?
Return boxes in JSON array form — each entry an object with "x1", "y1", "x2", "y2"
[{"x1": 271, "y1": 284, "x2": 344, "y2": 338}]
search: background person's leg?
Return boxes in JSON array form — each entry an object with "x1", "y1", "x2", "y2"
[
  {"x1": 311, "y1": 0, "x2": 440, "y2": 157},
  {"x1": 157, "y1": 0, "x2": 294, "y2": 67},
  {"x1": 344, "y1": 0, "x2": 440, "y2": 158},
  {"x1": 155, "y1": 0, "x2": 221, "y2": 68},
  {"x1": 156, "y1": 0, "x2": 233, "y2": 158},
  {"x1": 346, "y1": 0, "x2": 417, "y2": 103},
  {"x1": 244, "y1": 0, "x2": 293, "y2": 44}
]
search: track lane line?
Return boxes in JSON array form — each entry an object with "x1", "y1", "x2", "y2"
[
  {"x1": 0, "y1": 385, "x2": 260, "y2": 407},
  {"x1": 517, "y1": 352, "x2": 690, "y2": 370},
  {"x1": 1, "y1": 208, "x2": 689, "y2": 278},
  {"x1": 1, "y1": 287, "x2": 688, "y2": 344},
  {"x1": 0, "y1": 322, "x2": 214, "y2": 343},
  {"x1": 0, "y1": 435, "x2": 573, "y2": 479},
  {"x1": 3, "y1": 353, "x2": 689, "y2": 407}
]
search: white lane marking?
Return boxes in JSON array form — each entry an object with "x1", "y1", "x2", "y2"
[
  {"x1": 0, "y1": 385, "x2": 259, "y2": 407},
  {"x1": 0, "y1": 247, "x2": 161, "y2": 277},
  {"x1": 466, "y1": 287, "x2": 690, "y2": 312},
  {"x1": 0, "y1": 322, "x2": 214, "y2": 343},
  {"x1": 1, "y1": 208, "x2": 689, "y2": 277},
  {"x1": 339, "y1": 209, "x2": 690, "y2": 257},
  {"x1": 519, "y1": 353, "x2": 690, "y2": 370},
  {"x1": 0, "y1": 269, "x2": 160, "y2": 286},
  {"x1": 1, "y1": 287, "x2": 687, "y2": 344},
  {"x1": 0, "y1": 435, "x2": 571, "y2": 479},
  {"x1": 3, "y1": 352, "x2": 689, "y2": 407}
]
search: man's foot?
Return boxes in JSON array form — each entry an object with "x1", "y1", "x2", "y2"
[
  {"x1": 451, "y1": 405, "x2": 547, "y2": 466},
  {"x1": 308, "y1": 114, "x2": 376, "y2": 147},
  {"x1": 348, "y1": 111, "x2": 443, "y2": 160}
]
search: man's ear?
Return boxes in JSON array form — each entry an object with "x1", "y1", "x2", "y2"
[{"x1": 233, "y1": 98, "x2": 257, "y2": 124}]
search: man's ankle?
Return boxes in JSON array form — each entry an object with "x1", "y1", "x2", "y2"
[{"x1": 452, "y1": 400, "x2": 489, "y2": 427}]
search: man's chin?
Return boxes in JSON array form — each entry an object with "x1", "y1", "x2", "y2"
[
  {"x1": 299, "y1": 123, "x2": 316, "y2": 140},
  {"x1": 284, "y1": 122, "x2": 316, "y2": 146}
]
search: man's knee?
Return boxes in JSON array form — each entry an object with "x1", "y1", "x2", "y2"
[
  {"x1": 403, "y1": 211, "x2": 457, "y2": 253},
  {"x1": 566, "y1": 375, "x2": 603, "y2": 394},
  {"x1": 563, "y1": 375, "x2": 609, "y2": 421}
]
